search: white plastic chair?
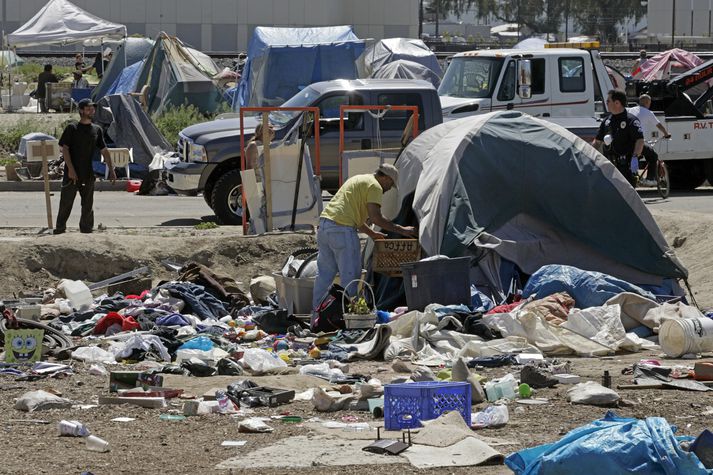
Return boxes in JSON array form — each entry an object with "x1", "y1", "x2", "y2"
[{"x1": 104, "y1": 148, "x2": 133, "y2": 179}]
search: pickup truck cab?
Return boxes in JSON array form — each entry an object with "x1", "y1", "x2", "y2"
[{"x1": 168, "y1": 79, "x2": 442, "y2": 224}]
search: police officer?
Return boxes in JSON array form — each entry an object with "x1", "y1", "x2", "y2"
[{"x1": 592, "y1": 89, "x2": 644, "y2": 186}]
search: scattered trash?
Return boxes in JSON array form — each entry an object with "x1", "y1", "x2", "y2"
[
  {"x1": 159, "y1": 414, "x2": 186, "y2": 422},
  {"x1": 85, "y1": 435, "x2": 110, "y2": 453},
  {"x1": 473, "y1": 405, "x2": 509, "y2": 428},
  {"x1": 238, "y1": 417, "x2": 274, "y2": 433},
  {"x1": 221, "y1": 440, "x2": 247, "y2": 447},
  {"x1": 15, "y1": 390, "x2": 73, "y2": 412},
  {"x1": 566, "y1": 381, "x2": 620, "y2": 407},
  {"x1": 111, "y1": 417, "x2": 135, "y2": 422},
  {"x1": 58, "y1": 420, "x2": 90, "y2": 437}
]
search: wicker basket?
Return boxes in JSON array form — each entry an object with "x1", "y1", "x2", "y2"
[
  {"x1": 342, "y1": 279, "x2": 377, "y2": 329},
  {"x1": 373, "y1": 239, "x2": 421, "y2": 277}
]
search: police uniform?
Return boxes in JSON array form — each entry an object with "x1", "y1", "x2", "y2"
[{"x1": 596, "y1": 111, "x2": 644, "y2": 185}]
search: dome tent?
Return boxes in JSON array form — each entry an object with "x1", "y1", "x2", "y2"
[{"x1": 385, "y1": 111, "x2": 686, "y2": 302}]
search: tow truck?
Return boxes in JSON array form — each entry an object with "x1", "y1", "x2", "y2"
[{"x1": 439, "y1": 41, "x2": 713, "y2": 189}]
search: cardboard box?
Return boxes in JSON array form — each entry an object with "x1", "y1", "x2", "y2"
[{"x1": 109, "y1": 371, "x2": 164, "y2": 392}]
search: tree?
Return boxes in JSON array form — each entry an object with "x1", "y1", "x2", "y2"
[{"x1": 472, "y1": 0, "x2": 646, "y2": 43}]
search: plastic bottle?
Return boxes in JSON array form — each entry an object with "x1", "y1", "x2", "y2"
[
  {"x1": 215, "y1": 390, "x2": 231, "y2": 414},
  {"x1": 85, "y1": 435, "x2": 110, "y2": 452},
  {"x1": 58, "y1": 279, "x2": 93, "y2": 311},
  {"x1": 58, "y1": 420, "x2": 90, "y2": 437}
]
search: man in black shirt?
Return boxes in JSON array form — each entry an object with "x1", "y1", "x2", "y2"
[
  {"x1": 54, "y1": 99, "x2": 116, "y2": 235},
  {"x1": 36, "y1": 64, "x2": 58, "y2": 113},
  {"x1": 592, "y1": 89, "x2": 644, "y2": 186}
]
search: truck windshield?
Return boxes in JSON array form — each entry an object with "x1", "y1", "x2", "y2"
[
  {"x1": 439, "y1": 57, "x2": 504, "y2": 99},
  {"x1": 268, "y1": 86, "x2": 321, "y2": 127}
]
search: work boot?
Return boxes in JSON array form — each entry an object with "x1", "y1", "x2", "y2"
[
  {"x1": 52, "y1": 228, "x2": 65, "y2": 235},
  {"x1": 520, "y1": 364, "x2": 559, "y2": 389}
]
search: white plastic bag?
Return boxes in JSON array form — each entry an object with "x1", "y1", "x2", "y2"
[
  {"x1": 566, "y1": 381, "x2": 620, "y2": 406},
  {"x1": 88, "y1": 364, "x2": 109, "y2": 376},
  {"x1": 241, "y1": 348, "x2": 287, "y2": 373},
  {"x1": 473, "y1": 405, "x2": 509, "y2": 427},
  {"x1": 15, "y1": 390, "x2": 73, "y2": 412},
  {"x1": 238, "y1": 417, "x2": 274, "y2": 433},
  {"x1": 562, "y1": 304, "x2": 626, "y2": 350},
  {"x1": 299, "y1": 363, "x2": 345, "y2": 382},
  {"x1": 71, "y1": 346, "x2": 116, "y2": 364}
]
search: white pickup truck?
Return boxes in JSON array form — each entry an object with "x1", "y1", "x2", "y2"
[{"x1": 438, "y1": 42, "x2": 713, "y2": 190}]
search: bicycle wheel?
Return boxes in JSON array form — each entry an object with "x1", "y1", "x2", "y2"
[{"x1": 656, "y1": 160, "x2": 670, "y2": 199}]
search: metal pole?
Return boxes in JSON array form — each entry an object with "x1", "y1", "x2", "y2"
[
  {"x1": 672, "y1": 0, "x2": 676, "y2": 48},
  {"x1": 565, "y1": 0, "x2": 569, "y2": 41},
  {"x1": 418, "y1": 0, "x2": 423, "y2": 38}
]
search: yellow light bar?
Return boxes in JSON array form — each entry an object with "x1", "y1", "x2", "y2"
[{"x1": 545, "y1": 41, "x2": 600, "y2": 49}]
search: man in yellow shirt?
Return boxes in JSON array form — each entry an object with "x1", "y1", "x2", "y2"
[{"x1": 312, "y1": 164, "x2": 416, "y2": 320}]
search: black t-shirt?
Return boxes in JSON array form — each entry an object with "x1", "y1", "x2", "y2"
[
  {"x1": 596, "y1": 111, "x2": 644, "y2": 158},
  {"x1": 59, "y1": 122, "x2": 106, "y2": 181}
]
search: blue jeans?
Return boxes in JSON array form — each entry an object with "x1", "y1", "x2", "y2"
[{"x1": 312, "y1": 218, "x2": 362, "y2": 317}]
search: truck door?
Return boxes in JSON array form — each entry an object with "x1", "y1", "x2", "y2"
[
  {"x1": 492, "y1": 57, "x2": 551, "y2": 117},
  {"x1": 551, "y1": 55, "x2": 592, "y2": 117},
  {"x1": 312, "y1": 93, "x2": 368, "y2": 190},
  {"x1": 374, "y1": 92, "x2": 426, "y2": 148}
]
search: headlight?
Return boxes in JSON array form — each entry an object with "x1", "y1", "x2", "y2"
[{"x1": 189, "y1": 143, "x2": 208, "y2": 162}]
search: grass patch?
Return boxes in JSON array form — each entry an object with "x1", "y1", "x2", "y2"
[
  {"x1": 194, "y1": 221, "x2": 219, "y2": 230},
  {"x1": 12, "y1": 63, "x2": 75, "y2": 84}
]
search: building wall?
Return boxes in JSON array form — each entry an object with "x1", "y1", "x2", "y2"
[
  {"x1": 1, "y1": 0, "x2": 419, "y2": 52},
  {"x1": 647, "y1": 0, "x2": 713, "y2": 40}
]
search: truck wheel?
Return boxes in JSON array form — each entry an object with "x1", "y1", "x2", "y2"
[
  {"x1": 668, "y1": 161, "x2": 707, "y2": 191},
  {"x1": 211, "y1": 169, "x2": 245, "y2": 225},
  {"x1": 202, "y1": 182, "x2": 214, "y2": 209},
  {"x1": 704, "y1": 159, "x2": 713, "y2": 186}
]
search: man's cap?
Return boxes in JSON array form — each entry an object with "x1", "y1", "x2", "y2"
[
  {"x1": 377, "y1": 163, "x2": 399, "y2": 189},
  {"x1": 77, "y1": 98, "x2": 95, "y2": 109}
]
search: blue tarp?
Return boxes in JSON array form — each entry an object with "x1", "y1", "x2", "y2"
[
  {"x1": 523, "y1": 264, "x2": 656, "y2": 308},
  {"x1": 106, "y1": 60, "x2": 144, "y2": 96},
  {"x1": 506, "y1": 411, "x2": 711, "y2": 475},
  {"x1": 235, "y1": 26, "x2": 365, "y2": 108},
  {"x1": 92, "y1": 37, "x2": 153, "y2": 100}
]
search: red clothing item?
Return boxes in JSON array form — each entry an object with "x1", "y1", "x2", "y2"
[
  {"x1": 486, "y1": 300, "x2": 522, "y2": 315},
  {"x1": 93, "y1": 311, "x2": 140, "y2": 335}
]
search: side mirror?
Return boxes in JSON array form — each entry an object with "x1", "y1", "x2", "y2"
[{"x1": 518, "y1": 59, "x2": 532, "y2": 99}]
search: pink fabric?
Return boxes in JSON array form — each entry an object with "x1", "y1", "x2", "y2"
[{"x1": 633, "y1": 48, "x2": 703, "y2": 81}]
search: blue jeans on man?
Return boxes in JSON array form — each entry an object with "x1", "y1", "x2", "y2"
[{"x1": 311, "y1": 218, "x2": 362, "y2": 325}]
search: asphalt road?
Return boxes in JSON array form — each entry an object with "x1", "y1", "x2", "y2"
[{"x1": 0, "y1": 188, "x2": 711, "y2": 228}]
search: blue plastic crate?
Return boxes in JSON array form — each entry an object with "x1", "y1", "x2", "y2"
[{"x1": 384, "y1": 381, "x2": 471, "y2": 430}]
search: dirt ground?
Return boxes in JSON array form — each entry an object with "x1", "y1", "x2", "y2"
[{"x1": 0, "y1": 205, "x2": 711, "y2": 474}]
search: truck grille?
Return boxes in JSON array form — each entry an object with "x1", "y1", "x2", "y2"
[{"x1": 178, "y1": 137, "x2": 188, "y2": 162}]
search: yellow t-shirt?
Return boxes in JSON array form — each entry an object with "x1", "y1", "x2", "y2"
[{"x1": 321, "y1": 174, "x2": 383, "y2": 228}]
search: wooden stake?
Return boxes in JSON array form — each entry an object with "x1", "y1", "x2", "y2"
[
  {"x1": 31, "y1": 140, "x2": 54, "y2": 230},
  {"x1": 262, "y1": 115, "x2": 272, "y2": 232}
]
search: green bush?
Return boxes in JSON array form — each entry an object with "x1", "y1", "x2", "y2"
[
  {"x1": 0, "y1": 120, "x2": 55, "y2": 156},
  {"x1": 153, "y1": 102, "x2": 233, "y2": 149},
  {"x1": 153, "y1": 104, "x2": 210, "y2": 149}
]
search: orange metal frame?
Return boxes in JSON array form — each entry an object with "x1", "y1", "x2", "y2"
[
  {"x1": 338, "y1": 104, "x2": 419, "y2": 185},
  {"x1": 238, "y1": 106, "x2": 321, "y2": 234}
]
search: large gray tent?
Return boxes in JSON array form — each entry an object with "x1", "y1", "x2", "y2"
[
  {"x1": 92, "y1": 37, "x2": 154, "y2": 101},
  {"x1": 393, "y1": 111, "x2": 687, "y2": 296},
  {"x1": 371, "y1": 59, "x2": 441, "y2": 88}
]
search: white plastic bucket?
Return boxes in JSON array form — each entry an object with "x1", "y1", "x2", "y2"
[{"x1": 659, "y1": 318, "x2": 713, "y2": 357}]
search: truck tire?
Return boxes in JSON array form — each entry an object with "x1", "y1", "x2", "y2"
[
  {"x1": 667, "y1": 160, "x2": 707, "y2": 191},
  {"x1": 211, "y1": 169, "x2": 244, "y2": 225},
  {"x1": 704, "y1": 158, "x2": 713, "y2": 186},
  {"x1": 202, "y1": 190, "x2": 213, "y2": 209}
]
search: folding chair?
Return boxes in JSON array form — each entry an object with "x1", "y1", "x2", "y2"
[
  {"x1": 70, "y1": 88, "x2": 93, "y2": 112},
  {"x1": 103, "y1": 148, "x2": 133, "y2": 179}
]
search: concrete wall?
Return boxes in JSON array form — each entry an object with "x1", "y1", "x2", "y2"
[
  {"x1": 1, "y1": 0, "x2": 419, "y2": 52},
  {"x1": 647, "y1": 0, "x2": 713, "y2": 40}
]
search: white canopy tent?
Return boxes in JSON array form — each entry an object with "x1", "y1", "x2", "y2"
[
  {"x1": 3, "y1": 0, "x2": 127, "y2": 111},
  {"x1": 7, "y1": 0, "x2": 126, "y2": 48}
]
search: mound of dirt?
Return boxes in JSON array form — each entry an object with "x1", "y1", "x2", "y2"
[{"x1": 0, "y1": 229, "x2": 316, "y2": 296}]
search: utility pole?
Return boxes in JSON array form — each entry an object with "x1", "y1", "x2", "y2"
[
  {"x1": 419, "y1": 0, "x2": 424, "y2": 38},
  {"x1": 672, "y1": 0, "x2": 676, "y2": 48},
  {"x1": 565, "y1": 0, "x2": 569, "y2": 41},
  {"x1": 435, "y1": 0, "x2": 440, "y2": 37}
]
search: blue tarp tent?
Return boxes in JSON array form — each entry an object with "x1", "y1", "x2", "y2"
[
  {"x1": 92, "y1": 37, "x2": 153, "y2": 100},
  {"x1": 106, "y1": 60, "x2": 144, "y2": 96},
  {"x1": 235, "y1": 26, "x2": 365, "y2": 109}
]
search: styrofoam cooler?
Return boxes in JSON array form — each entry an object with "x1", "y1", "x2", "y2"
[{"x1": 272, "y1": 270, "x2": 367, "y2": 315}]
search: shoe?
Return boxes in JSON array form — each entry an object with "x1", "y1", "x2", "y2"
[
  {"x1": 520, "y1": 364, "x2": 559, "y2": 389},
  {"x1": 52, "y1": 229, "x2": 65, "y2": 235},
  {"x1": 80, "y1": 229, "x2": 93, "y2": 234},
  {"x1": 640, "y1": 179, "x2": 657, "y2": 187}
]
